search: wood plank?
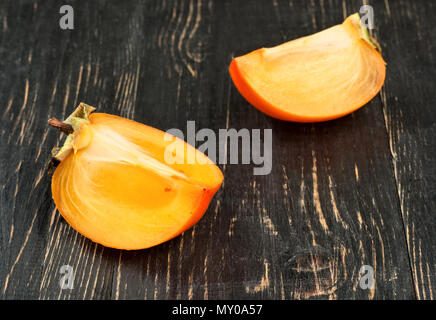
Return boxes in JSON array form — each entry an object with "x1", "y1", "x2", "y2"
[
  {"x1": 0, "y1": 0, "x2": 416, "y2": 299},
  {"x1": 373, "y1": 0, "x2": 436, "y2": 299}
]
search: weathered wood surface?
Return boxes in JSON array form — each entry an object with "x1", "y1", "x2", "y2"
[{"x1": 0, "y1": 0, "x2": 434, "y2": 299}]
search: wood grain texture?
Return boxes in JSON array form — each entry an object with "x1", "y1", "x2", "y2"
[
  {"x1": 0, "y1": 0, "x2": 433, "y2": 300},
  {"x1": 372, "y1": 0, "x2": 436, "y2": 299}
]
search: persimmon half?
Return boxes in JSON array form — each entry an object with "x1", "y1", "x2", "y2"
[
  {"x1": 229, "y1": 13, "x2": 386, "y2": 122},
  {"x1": 49, "y1": 103, "x2": 223, "y2": 250}
]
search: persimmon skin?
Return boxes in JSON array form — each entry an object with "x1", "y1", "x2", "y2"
[
  {"x1": 229, "y1": 14, "x2": 386, "y2": 123},
  {"x1": 51, "y1": 112, "x2": 223, "y2": 250}
]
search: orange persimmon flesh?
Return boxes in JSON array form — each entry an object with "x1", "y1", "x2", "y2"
[
  {"x1": 50, "y1": 104, "x2": 223, "y2": 250},
  {"x1": 229, "y1": 13, "x2": 386, "y2": 122}
]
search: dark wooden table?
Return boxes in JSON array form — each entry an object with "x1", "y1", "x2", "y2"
[{"x1": 1, "y1": 0, "x2": 435, "y2": 300}]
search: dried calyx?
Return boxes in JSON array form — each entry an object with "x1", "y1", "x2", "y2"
[{"x1": 47, "y1": 102, "x2": 95, "y2": 173}]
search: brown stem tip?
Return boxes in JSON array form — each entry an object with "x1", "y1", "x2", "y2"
[{"x1": 48, "y1": 118, "x2": 74, "y2": 135}]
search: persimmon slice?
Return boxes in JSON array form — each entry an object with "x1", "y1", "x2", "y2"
[
  {"x1": 229, "y1": 13, "x2": 386, "y2": 122},
  {"x1": 50, "y1": 103, "x2": 223, "y2": 250}
]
